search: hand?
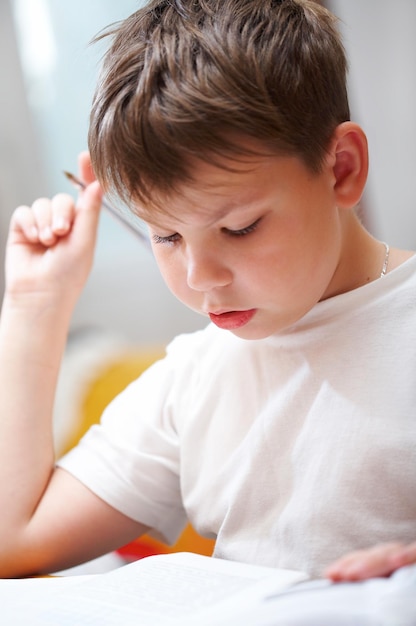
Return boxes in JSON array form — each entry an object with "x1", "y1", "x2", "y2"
[
  {"x1": 324, "y1": 541, "x2": 416, "y2": 582},
  {"x1": 4, "y1": 153, "x2": 102, "y2": 306}
]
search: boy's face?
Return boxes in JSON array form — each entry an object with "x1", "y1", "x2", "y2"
[{"x1": 142, "y1": 147, "x2": 344, "y2": 339}]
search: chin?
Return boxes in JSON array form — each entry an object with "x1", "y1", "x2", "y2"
[{"x1": 228, "y1": 325, "x2": 278, "y2": 341}]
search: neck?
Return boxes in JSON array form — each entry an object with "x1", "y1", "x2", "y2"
[{"x1": 327, "y1": 213, "x2": 387, "y2": 298}]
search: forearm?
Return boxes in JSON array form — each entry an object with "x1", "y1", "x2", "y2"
[
  {"x1": 0, "y1": 162, "x2": 103, "y2": 571},
  {"x1": 0, "y1": 293, "x2": 73, "y2": 529}
]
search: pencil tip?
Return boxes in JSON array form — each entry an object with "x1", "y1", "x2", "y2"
[{"x1": 63, "y1": 171, "x2": 86, "y2": 190}]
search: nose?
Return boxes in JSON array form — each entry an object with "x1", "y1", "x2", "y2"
[{"x1": 186, "y1": 247, "x2": 233, "y2": 292}]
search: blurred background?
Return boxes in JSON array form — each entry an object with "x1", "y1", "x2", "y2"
[{"x1": 0, "y1": 0, "x2": 415, "y2": 347}]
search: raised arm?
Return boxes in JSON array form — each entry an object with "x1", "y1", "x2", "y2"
[{"x1": 0, "y1": 154, "x2": 147, "y2": 577}]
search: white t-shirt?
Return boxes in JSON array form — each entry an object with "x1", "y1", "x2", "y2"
[{"x1": 58, "y1": 255, "x2": 416, "y2": 577}]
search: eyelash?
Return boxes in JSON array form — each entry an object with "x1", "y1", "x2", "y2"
[
  {"x1": 223, "y1": 218, "x2": 261, "y2": 237},
  {"x1": 151, "y1": 218, "x2": 262, "y2": 245},
  {"x1": 151, "y1": 233, "x2": 181, "y2": 245}
]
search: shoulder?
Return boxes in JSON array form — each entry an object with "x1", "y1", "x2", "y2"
[
  {"x1": 382, "y1": 251, "x2": 416, "y2": 303},
  {"x1": 387, "y1": 248, "x2": 415, "y2": 274}
]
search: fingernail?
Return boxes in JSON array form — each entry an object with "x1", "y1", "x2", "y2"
[
  {"x1": 42, "y1": 227, "x2": 53, "y2": 240},
  {"x1": 53, "y1": 217, "x2": 68, "y2": 232}
]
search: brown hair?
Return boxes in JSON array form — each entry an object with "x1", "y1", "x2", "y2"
[{"x1": 89, "y1": 0, "x2": 350, "y2": 207}]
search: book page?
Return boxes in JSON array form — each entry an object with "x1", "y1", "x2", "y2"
[
  {"x1": 5, "y1": 555, "x2": 413, "y2": 625},
  {"x1": 1, "y1": 552, "x2": 307, "y2": 625}
]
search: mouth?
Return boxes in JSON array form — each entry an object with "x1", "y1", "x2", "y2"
[{"x1": 208, "y1": 309, "x2": 256, "y2": 330}]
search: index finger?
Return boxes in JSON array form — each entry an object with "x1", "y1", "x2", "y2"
[{"x1": 324, "y1": 542, "x2": 405, "y2": 581}]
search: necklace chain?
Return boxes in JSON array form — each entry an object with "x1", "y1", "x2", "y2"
[{"x1": 380, "y1": 242, "x2": 390, "y2": 278}]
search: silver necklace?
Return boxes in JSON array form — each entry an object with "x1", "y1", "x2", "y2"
[{"x1": 380, "y1": 242, "x2": 390, "y2": 278}]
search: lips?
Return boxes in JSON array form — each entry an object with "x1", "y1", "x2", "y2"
[{"x1": 208, "y1": 309, "x2": 256, "y2": 330}]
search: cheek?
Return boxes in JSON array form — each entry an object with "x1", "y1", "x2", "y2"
[
  {"x1": 153, "y1": 250, "x2": 176, "y2": 284},
  {"x1": 152, "y1": 249, "x2": 188, "y2": 298},
  {"x1": 247, "y1": 226, "x2": 319, "y2": 298}
]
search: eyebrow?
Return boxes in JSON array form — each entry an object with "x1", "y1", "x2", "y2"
[{"x1": 134, "y1": 177, "x2": 267, "y2": 228}]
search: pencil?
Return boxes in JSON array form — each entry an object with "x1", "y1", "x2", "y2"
[{"x1": 63, "y1": 171, "x2": 151, "y2": 249}]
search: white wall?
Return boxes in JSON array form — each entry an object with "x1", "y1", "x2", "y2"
[
  {"x1": 0, "y1": 0, "x2": 48, "y2": 299},
  {"x1": 329, "y1": 0, "x2": 416, "y2": 249}
]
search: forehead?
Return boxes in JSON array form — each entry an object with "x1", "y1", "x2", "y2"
[{"x1": 133, "y1": 148, "x2": 302, "y2": 224}]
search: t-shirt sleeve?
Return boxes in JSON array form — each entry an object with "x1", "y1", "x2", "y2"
[{"x1": 56, "y1": 341, "x2": 190, "y2": 545}]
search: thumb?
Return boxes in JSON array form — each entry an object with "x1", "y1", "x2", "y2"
[
  {"x1": 72, "y1": 180, "x2": 103, "y2": 248},
  {"x1": 78, "y1": 151, "x2": 96, "y2": 185},
  {"x1": 78, "y1": 179, "x2": 103, "y2": 211}
]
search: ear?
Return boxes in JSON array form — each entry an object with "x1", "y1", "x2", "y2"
[{"x1": 327, "y1": 122, "x2": 369, "y2": 209}]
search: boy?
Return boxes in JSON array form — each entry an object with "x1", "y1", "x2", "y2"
[{"x1": 0, "y1": 0, "x2": 415, "y2": 581}]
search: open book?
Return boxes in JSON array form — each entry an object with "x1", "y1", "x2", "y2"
[
  {"x1": 1, "y1": 551, "x2": 415, "y2": 625},
  {"x1": 1, "y1": 551, "x2": 307, "y2": 625}
]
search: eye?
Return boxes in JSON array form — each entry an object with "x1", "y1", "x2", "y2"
[
  {"x1": 223, "y1": 218, "x2": 261, "y2": 237},
  {"x1": 151, "y1": 232, "x2": 182, "y2": 245}
]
